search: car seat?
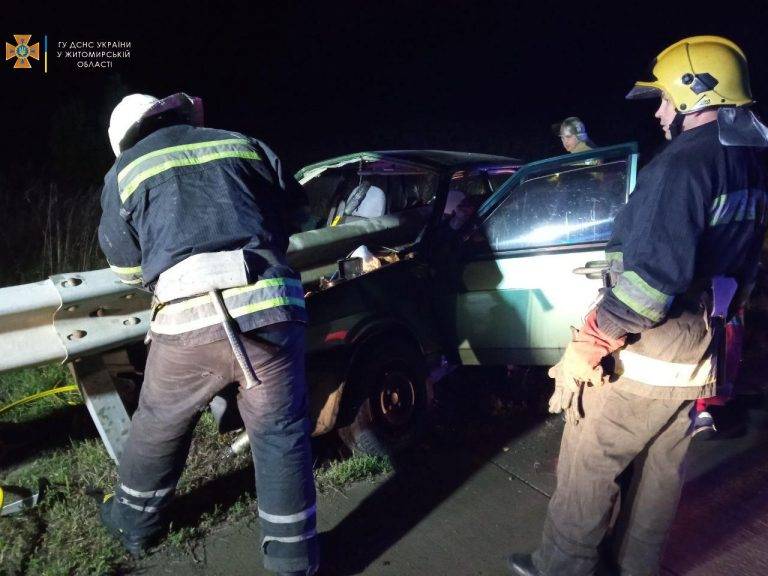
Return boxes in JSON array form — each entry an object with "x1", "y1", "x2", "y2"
[
  {"x1": 348, "y1": 181, "x2": 386, "y2": 218},
  {"x1": 328, "y1": 180, "x2": 386, "y2": 225}
]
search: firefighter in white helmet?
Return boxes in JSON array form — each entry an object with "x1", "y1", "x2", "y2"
[
  {"x1": 98, "y1": 92, "x2": 318, "y2": 576},
  {"x1": 507, "y1": 36, "x2": 768, "y2": 576}
]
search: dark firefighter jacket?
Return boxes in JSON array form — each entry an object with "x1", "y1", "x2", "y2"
[
  {"x1": 98, "y1": 124, "x2": 309, "y2": 345},
  {"x1": 597, "y1": 121, "x2": 767, "y2": 398}
]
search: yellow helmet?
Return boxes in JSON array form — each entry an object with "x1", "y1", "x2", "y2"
[{"x1": 626, "y1": 35, "x2": 753, "y2": 113}]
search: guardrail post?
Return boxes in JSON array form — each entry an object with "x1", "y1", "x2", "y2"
[{"x1": 68, "y1": 355, "x2": 131, "y2": 464}]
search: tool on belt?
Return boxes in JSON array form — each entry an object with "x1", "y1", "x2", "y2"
[
  {"x1": 209, "y1": 289, "x2": 260, "y2": 389},
  {"x1": 155, "y1": 250, "x2": 261, "y2": 389}
]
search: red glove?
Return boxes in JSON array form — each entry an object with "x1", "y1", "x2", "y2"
[
  {"x1": 558, "y1": 309, "x2": 626, "y2": 386},
  {"x1": 578, "y1": 308, "x2": 626, "y2": 366}
]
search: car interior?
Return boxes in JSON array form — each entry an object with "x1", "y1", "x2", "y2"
[{"x1": 300, "y1": 161, "x2": 439, "y2": 230}]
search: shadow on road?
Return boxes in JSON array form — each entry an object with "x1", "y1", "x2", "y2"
[
  {"x1": 0, "y1": 405, "x2": 97, "y2": 469},
  {"x1": 151, "y1": 366, "x2": 552, "y2": 575},
  {"x1": 663, "y1": 400, "x2": 768, "y2": 575},
  {"x1": 319, "y1": 366, "x2": 551, "y2": 575}
]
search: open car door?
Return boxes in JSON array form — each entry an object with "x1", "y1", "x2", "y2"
[{"x1": 447, "y1": 143, "x2": 638, "y2": 366}]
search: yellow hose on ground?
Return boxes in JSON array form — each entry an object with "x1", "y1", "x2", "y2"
[
  {"x1": 0, "y1": 385, "x2": 80, "y2": 416},
  {"x1": 0, "y1": 385, "x2": 81, "y2": 514}
]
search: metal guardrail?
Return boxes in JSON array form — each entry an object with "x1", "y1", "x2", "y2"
[
  {"x1": 0, "y1": 269, "x2": 151, "y2": 463},
  {"x1": 0, "y1": 210, "x2": 427, "y2": 375},
  {"x1": 0, "y1": 269, "x2": 151, "y2": 374},
  {"x1": 0, "y1": 212, "x2": 427, "y2": 461}
]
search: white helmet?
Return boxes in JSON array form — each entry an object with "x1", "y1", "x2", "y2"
[{"x1": 108, "y1": 93, "x2": 158, "y2": 157}]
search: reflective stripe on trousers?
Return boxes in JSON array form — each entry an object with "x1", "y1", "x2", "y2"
[
  {"x1": 259, "y1": 504, "x2": 317, "y2": 548},
  {"x1": 113, "y1": 322, "x2": 318, "y2": 573},
  {"x1": 114, "y1": 483, "x2": 175, "y2": 514}
]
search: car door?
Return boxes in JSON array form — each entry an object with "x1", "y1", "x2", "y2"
[{"x1": 449, "y1": 143, "x2": 638, "y2": 366}]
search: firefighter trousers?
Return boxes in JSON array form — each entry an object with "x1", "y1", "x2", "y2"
[
  {"x1": 532, "y1": 384, "x2": 695, "y2": 576},
  {"x1": 108, "y1": 321, "x2": 319, "y2": 575}
]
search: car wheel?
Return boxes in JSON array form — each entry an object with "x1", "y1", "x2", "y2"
[{"x1": 338, "y1": 340, "x2": 428, "y2": 457}]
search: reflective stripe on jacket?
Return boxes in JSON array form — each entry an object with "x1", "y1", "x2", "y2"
[
  {"x1": 98, "y1": 124, "x2": 309, "y2": 344},
  {"x1": 615, "y1": 348, "x2": 714, "y2": 388},
  {"x1": 151, "y1": 275, "x2": 306, "y2": 337}
]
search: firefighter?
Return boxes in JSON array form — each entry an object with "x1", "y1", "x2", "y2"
[
  {"x1": 558, "y1": 116, "x2": 596, "y2": 153},
  {"x1": 98, "y1": 93, "x2": 318, "y2": 576},
  {"x1": 508, "y1": 36, "x2": 768, "y2": 576}
]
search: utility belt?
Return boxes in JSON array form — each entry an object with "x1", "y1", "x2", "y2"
[
  {"x1": 150, "y1": 249, "x2": 304, "y2": 337},
  {"x1": 153, "y1": 248, "x2": 287, "y2": 304},
  {"x1": 612, "y1": 276, "x2": 737, "y2": 390}
]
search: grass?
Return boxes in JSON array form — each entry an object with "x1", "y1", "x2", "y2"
[
  {"x1": 1, "y1": 182, "x2": 106, "y2": 289},
  {"x1": 0, "y1": 365, "x2": 79, "y2": 424},
  {"x1": 0, "y1": 366, "x2": 393, "y2": 575},
  {"x1": 315, "y1": 454, "x2": 392, "y2": 493},
  {"x1": 0, "y1": 365, "x2": 253, "y2": 575}
]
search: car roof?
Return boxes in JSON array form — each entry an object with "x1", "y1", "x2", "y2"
[
  {"x1": 373, "y1": 150, "x2": 523, "y2": 168},
  {"x1": 296, "y1": 150, "x2": 523, "y2": 184}
]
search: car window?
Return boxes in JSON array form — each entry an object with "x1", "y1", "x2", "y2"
[
  {"x1": 450, "y1": 172, "x2": 488, "y2": 198},
  {"x1": 450, "y1": 168, "x2": 518, "y2": 198},
  {"x1": 302, "y1": 173, "x2": 347, "y2": 229},
  {"x1": 378, "y1": 173, "x2": 439, "y2": 213},
  {"x1": 446, "y1": 166, "x2": 520, "y2": 221},
  {"x1": 302, "y1": 164, "x2": 439, "y2": 228},
  {"x1": 482, "y1": 159, "x2": 628, "y2": 252}
]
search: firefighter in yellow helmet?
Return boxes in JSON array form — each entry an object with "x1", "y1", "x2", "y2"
[
  {"x1": 625, "y1": 35, "x2": 755, "y2": 141},
  {"x1": 507, "y1": 36, "x2": 768, "y2": 576}
]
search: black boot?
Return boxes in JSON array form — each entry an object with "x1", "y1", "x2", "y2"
[
  {"x1": 100, "y1": 496, "x2": 162, "y2": 557},
  {"x1": 506, "y1": 553, "x2": 543, "y2": 576}
]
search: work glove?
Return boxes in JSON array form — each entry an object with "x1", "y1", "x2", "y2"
[
  {"x1": 547, "y1": 309, "x2": 626, "y2": 420},
  {"x1": 547, "y1": 360, "x2": 604, "y2": 421},
  {"x1": 560, "y1": 309, "x2": 626, "y2": 387},
  {"x1": 546, "y1": 361, "x2": 580, "y2": 414}
]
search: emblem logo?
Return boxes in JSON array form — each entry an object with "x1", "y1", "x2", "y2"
[{"x1": 5, "y1": 35, "x2": 40, "y2": 69}]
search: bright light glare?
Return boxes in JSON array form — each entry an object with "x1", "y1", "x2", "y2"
[{"x1": 518, "y1": 218, "x2": 612, "y2": 244}]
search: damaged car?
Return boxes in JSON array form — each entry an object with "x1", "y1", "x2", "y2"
[{"x1": 291, "y1": 144, "x2": 637, "y2": 455}]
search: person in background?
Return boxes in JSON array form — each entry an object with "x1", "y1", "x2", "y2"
[{"x1": 558, "y1": 116, "x2": 596, "y2": 153}]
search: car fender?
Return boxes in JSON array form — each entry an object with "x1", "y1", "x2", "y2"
[{"x1": 308, "y1": 316, "x2": 432, "y2": 435}]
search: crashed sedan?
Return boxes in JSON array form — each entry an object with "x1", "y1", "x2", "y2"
[{"x1": 293, "y1": 144, "x2": 637, "y2": 455}]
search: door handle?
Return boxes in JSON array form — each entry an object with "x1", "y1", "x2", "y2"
[{"x1": 572, "y1": 260, "x2": 609, "y2": 281}]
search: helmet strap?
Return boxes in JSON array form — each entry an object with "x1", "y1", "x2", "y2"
[{"x1": 669, "y1": 112, "x2": 685, "y2": 138}]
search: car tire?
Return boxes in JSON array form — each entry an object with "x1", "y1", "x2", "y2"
[{"x1": 338, "y1": 339, "x2": 428, "y2": 457}]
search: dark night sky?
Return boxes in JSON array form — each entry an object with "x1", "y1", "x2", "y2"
[{"x1": 3, "y1": 0, "x2": 768, "y2": 180}]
